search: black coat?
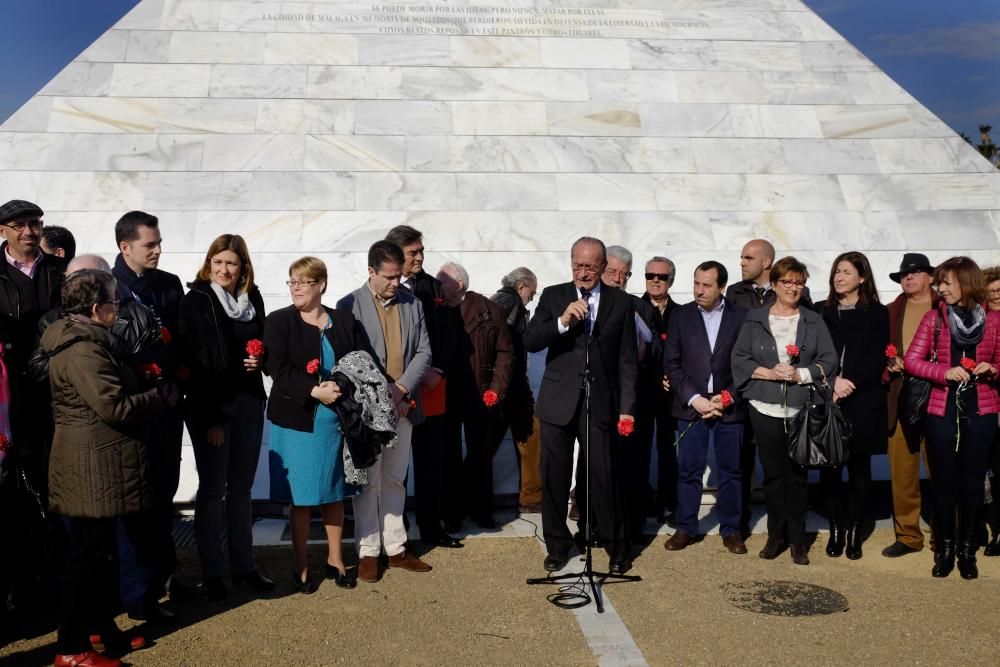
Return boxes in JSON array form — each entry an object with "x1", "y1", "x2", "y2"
[
  {"x1": 816, "y1": 299, "x2": 890, "y2": 455},
  {"x1": 113, "y1": 254, "x2": 184, "y2": 374},
  {"x1": 406, "y1": 270, "x2": 457, "y2": 373},
  {"x1": 524, "y1": 282, "x2": 638, "y2": 427},
  {"x1": 664, "y1": 299, "x2": 748, "y2": 423},
  {"x1": 263, "y1": 305, "x2": 377, "y2": 432},
  {"x1": 727, "y1": 279, "x2": 813, "y2": 311},
  {"x1": 178, "y1": 280, "x2": 267, "y2": 430}
]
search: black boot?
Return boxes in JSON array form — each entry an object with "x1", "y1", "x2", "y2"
[
  {"x1": 932, "y1": 507, "x2": 955, "y2": 578},
  {"x1": 957, "y1": 505, "x2": 980, "y2": 580},
  {"x1": 845, "y1": 522, "x2": 863, "y2": 560},
  {"x1": 825, "y1": 521, "x2": 844, "y2": 557},
  {"x1": 985, "y1": 502, "x2": 1000, "y2": 556},
  {"x1": 985, "y1": 530, "x2": 1000, "y2": 557}
]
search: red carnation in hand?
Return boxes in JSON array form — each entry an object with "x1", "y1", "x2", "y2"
[
  {"x1": 140, "y1": 363, "x2": 162, "y2": 381},
  {"x1": 617, "y1": 418, "x2": 635, "y2": 437},
  {"x1": 885, "y1": 343, "x2": 898, "y2": 359},
  {"x1": 483, "y1": 389, "x2": 499, "y2": 407},
  {"x1": 175, "y1": 366, "x2": 191, "y2": 382},
  {"x1": 719, "y1": 390, "x2": 734, "y2": 409},
  {"x1": 246, "y1": 338, "x2": 265, "y2": 357},
  {"x1": 785, "y1": 344, "x2": 800, "y2": 359},
  {"x1": 306, "y1": 358, "x2": 321, "y2": 375},
  {"x1": 960, "y1": 357, "x2": 977, "y2": 372},
  {"x1": 159, "y1": 327, "x2": 172, "y2": 345}
]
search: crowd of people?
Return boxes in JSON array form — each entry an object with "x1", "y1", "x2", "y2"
[{"x1": 0, "y1": 198, "x2": 998, "y2": 666}]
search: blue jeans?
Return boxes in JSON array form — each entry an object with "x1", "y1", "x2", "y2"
[{"x1": 676, "y1": 419, "x2": 744, "y2": 537}]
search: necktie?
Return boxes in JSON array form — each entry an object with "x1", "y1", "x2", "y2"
[
  {"x1": 579, "y1": 289, "x2": 592, "y2": 336},
  {"x1": 753, "y1": 286, "x2": 766, "y2": 305}
]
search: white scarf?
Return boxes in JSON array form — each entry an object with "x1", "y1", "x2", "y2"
[{"x1": 210, "y1": 282, "x2": 256, "y2": 322}]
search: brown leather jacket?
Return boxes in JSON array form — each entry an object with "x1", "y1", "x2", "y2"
[{"x1": 454, "y1": 291, "x2": 514, "y2": 415}]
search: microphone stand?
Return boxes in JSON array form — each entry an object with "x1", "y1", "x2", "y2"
[{"x1": 527, "y1": 292, "x2": 641, "y2": 613}]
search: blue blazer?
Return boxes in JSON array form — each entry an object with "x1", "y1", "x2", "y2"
[{"x1": 664, "y1": 298, "x2": 748, "y2": 423}]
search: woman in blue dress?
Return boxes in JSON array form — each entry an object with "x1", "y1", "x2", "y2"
[{"x1": 264, "y1": 257, "x2": 376, "y2": 593}]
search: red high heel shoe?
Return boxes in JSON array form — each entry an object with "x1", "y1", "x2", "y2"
[
  {"x1": 54, "y1": 650, "x2": 122, "y2": 667},
  {"x1": 90, "y1": 632, "x2": 147, "y2": 652}
]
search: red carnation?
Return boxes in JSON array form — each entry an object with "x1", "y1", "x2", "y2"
[
  {"x1": 175, "y1": 366, "x2": 191, "y2": 382},
  {"x1": 960, "y1": 357, "x2": 977, "y2": 372},
  {"x1": 246, "y1": 338, "x2": 265, "y2": 357},
  {"x1": 885, "y1": 343, "x2": 898, "y2": 359},
  {"x1": 719, "y1": 390, "x2": 734, "y2": 409},
  {"x1": 159, "y1": 327, "x2": 172, "y2": 345},
  {"x1": 660, "y1": 333, "x2": 667, "y2": 341},
  {"x1": 140, "y1": 363, "x2": 162, "y2": 381},
  {"x1": 433, "y1": 297, "x2": 445, "y2": 306},
  {"x1": 483, "y1": 389, "x2": 499, "y2": 407},
  {"x1": 306, "y1": 358, "x2": 321, "y2": 375},
  {"x1": 617, "y1": 418, "x2": 635, "y2": 437},
  {"x1": 785, "y1": 344, "x2": 800, "y2": 359}
]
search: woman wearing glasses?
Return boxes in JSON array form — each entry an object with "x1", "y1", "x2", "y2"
[
  {"x1": 732, "y1": 257, "x2": 837, "y2": 565},
  {"x1": 264, "y1": 257, "x2": 374, "y2": 592},
  {"x1": 178, "y1": 234, "x2": 271, "y2": 600},
  {"x1": 906, "y1": 257, "x2": 1000, "y2": 579},
  {"x1": 41, "y1": 269, "x2": 167, "y2": 667},
  {"x1": 815, "y1": 252, "x2": 889, "y2": 560}
]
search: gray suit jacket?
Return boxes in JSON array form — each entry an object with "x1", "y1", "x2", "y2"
[{"x1": 336, "y1": 283, "x2": 432, "y2": 425}]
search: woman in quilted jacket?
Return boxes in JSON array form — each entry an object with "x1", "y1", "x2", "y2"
[{"x1": 905, "y1": 256, "x2": 1000, "y2": 580}]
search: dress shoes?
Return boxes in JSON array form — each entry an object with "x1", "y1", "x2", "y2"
[
  {"x1": 882, "y1": 541, "x2": 920, "y2": 558},
  {"x1": 89, "y1": 630, "x2": 145, "y2": 653},
  {"x1": 291, "y1": 572, "x2": 318, "y2": 594},
  {"x1": 127, "y1": 602, "x2": 176, "y2": 624},
  {"x1": 790, "y1": 544, "x2": 810, "y2": 566},
  {"x1": 358, "y1": 556, "x2": 381, "y2": 583},
  {"x1": 325, "y1": 564, "x2": 358, "y2": 589},
  {"x1": 388, "y1": 551, "x2": 432, "y2": 572},
  {"x1": 421, "y1": 531, "x2": 464, "y2": 548},
  {"x1": 518, "y1": 503, "x2": 542, "y2": 515},
  {"x1": 166, "y1": 576, "x2": 198, "y2": 602},
  {"x1": 663, "y1": 530, "x2": 696, "y2": 551},
  {"x1": 985, "y1": 534, "x2": 1000, "y2": 557},
  {"x1": 722, "y1": 534, "x2": 748, "y2": 555},
  {"x1": 608, "y1": 557, "x2": 633, "y2": 575},
  {"x1": 54, "y1": 651, "x2": 122, "y2": 667},
  {"x1": 543, "y1": 553, "x2": 569, "y2": 572},
  {"x1": 758, "y1": 537, "x2": 786, "y2": 560},
  {"x1": 232, "y1": 570, "x2": 275, "y2": 592},
  {"x1": 202, "y1": 577, "x2": 227, "y2": 600}
]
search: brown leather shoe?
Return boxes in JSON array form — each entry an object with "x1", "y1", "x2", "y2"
[
  {"x1": 358, "y1": 556, "x2": 380, "y2": 583},
  {"x1": 722, "y1": 534, "x2": 748, "y2": 555},
  {"x1": 790, "y1": 544, "x2": 810, "y2": 566},
  {"x1": 663, "y1": 530, "x2": 696, "y2": 551},
  {"x1": 388, "y1": 551, "x2": 432, "y2": 573},
  {"x1": 758, "y1": 536, "x2": 786, "y2": 560}
]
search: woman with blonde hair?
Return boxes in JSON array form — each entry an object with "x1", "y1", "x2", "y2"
[{"x1": 178, "y1": 234, "x2": 271, "y2": 600}]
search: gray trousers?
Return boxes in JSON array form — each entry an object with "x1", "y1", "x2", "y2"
[{"x1": 191, "y1": 393, "x2": 265, "y2": 580}]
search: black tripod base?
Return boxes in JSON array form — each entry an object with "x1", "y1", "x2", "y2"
[{"x1": 527, "y1": 568, "x2": 642, "y2": 613}]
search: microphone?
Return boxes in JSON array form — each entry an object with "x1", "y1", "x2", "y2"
[{"x1": 579, "y1": 288, "x2": 592, "y2": 335}]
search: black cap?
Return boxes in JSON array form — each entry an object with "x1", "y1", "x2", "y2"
[
  {"x1": 889, "y1": 253, "x2": 935, "y2": 283},
  {"x1": 0, "y1": 200, "x2": 43, "y2": 226}
]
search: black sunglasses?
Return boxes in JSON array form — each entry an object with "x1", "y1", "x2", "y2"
[{"x1": 645, "y1": 273, "x2": 672, "y2": 282}]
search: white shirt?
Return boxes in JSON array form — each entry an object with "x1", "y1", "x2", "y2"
[{"x1": 557, "y1": 283, "x2": 601, "y2": 334}]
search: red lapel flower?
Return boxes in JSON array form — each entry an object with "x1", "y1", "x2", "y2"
[
  {"x1": 617, "y1": 418, "x2": 635, "y2": 437},
  {"x1": 885, "y1": 343, "x2": 898, "y2": 359},
  {"x1": 306, "y1": 358, "x2": 321, "y2": 375},
  {"x1": 159, "y1": 327, "x2": 172, "y2": 345},
  {"x1": 433, "y1": 297, "x2": 445, "y2": 306},
  {"x1": 245, "y1": 338, "x2": 265, "y2": 357},
  {"x1": 483, "y1": 389, "x2": 499, "y2": 407},
  {"x1": 140, "y1": 363, "x2": 162, "y2": 381},
  {"x1": 719, "y1": 390, "x2": 734, "y2": 409},
  {"x1": 960, "y1": 357, "x2": 977, "y2": 372}
]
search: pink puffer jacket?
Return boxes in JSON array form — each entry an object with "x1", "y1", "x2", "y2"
[{"x1": 904, "y1": 303, "x2": 1000, "y2": 417}]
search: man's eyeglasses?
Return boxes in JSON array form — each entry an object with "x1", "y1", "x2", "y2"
[
  {"x1": 571, "y1": 263, "x2": 602, "y2": 275},
  {"x1": 603, "y1": 267, "x2": 632, "y2": 281},
  {"x1": 286, "y1": 280, "x2": 318, "y2": 288},
  {"x1": 2, "y1": 219, "x2": 42, "y2": 232},
  {"x1": 776, "y1": 279, "x2": 806, "y2": 290},
  {"x1": 645, "y1": 272, "x2": 672, "y2": 282}
]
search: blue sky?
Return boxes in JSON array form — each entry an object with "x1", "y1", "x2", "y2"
[{"x1": 0, "y1": 0, "x2": 997, "y2": 138}]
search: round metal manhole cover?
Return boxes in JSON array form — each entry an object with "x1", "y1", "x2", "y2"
[{"x1": 722, "y1": 580, "x2": 849, "y2": 617}]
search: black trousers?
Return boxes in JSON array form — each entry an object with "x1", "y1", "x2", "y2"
[
  {"x1": 749, "y1": 406, "x2": 808, "y2": 545},
  {"x1": 925, "y1": 401, "x2": 997, "y2": 518},
  {"x1": 653, "y1": 407, "x2": 678, "y2": 516},
  {"x1": 540, "y1": 395, "x2": 626, "y2": 558},
  {"x1": 413, "y1": 415, "x2": 448, "y2": 536},
  {"x1": 442, "y1": 410, "x2": 504, "y2": 522},
  {"x1": 989, "y1": 429, "x2": 1000, "y2": 534},
  {"x1": 819, "y1": 453, "x2": 872, "y2": 526},
  {"x1": 58, "y1": 517, "x2": 120, "y2": 655},
  {"x1": 739, "y1": 419, "x2": 757, "y2": 529}
]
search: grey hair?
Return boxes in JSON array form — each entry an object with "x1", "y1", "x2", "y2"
[
  {"x1": 570, "y1": 236, "x2": 607, "y2": 262},
  {"x1": 438, "y1": 261, "x2": 470, "y2": 293},
  {"x1": 606, "y1": 245, "x2": 633, "y2": 269},
  {"x1": 645, "y1": 256, "x2": 676, "y2": 284},
  {"x1": 67, "y1": 254, "x2": 111, "y2": 274},
  {"x1": 501, "y1": 267, "x2": 537, "y2": 290}
]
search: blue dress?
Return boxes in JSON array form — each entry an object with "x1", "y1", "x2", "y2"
[{"x1": 269, "y1": 327, "x2": 360, "y2": 505}]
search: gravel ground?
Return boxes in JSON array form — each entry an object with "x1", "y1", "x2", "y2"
[
  {"x1": 1, "y1": 539, "x2": 592, "y2": 666},
  {"x1": 608, "y1": 528, "x2": 1000, "y2": 665}
]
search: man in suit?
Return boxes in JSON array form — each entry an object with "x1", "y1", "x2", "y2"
[
  {"x1": 663, "y1": 261, "x2": 749, "y2": 554},
  {"x1": 385, "y1": 225, "x2": 462, "y2": 548},
  {"x1": 524, "y1": 237, "x2": 638, "y2": 574},
  {"x1": 726, "y1": 238, "x2": 811, "y2": 537},
  {"x1": 336, "y1": 241, "x2": 434, "y2": 583},
  {"x1": 437, "y1": 262, "x2": 514, "y2": 527}
]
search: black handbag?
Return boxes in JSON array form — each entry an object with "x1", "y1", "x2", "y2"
[
  {"x1": 899, "y1": 312, "x2": 940, "y2": 427},
  {"x1": 787, "y1": 365, "x2": 852, "y2": 468}
]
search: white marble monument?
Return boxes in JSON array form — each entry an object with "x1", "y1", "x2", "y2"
[{"x1": 1, "y1": 0, "x2": 998, "y2": 499}]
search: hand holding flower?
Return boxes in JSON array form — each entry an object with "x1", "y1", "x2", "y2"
[
  {"x1": 483, "y1": 389, "x2": 499, "y2": 408},
  {"x1": 617, "y1": 416, "x2": 635, "y2": 437}
]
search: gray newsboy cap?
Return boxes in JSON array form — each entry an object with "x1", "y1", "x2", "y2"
[{"x1": 0, "y1": 200, "x2": 44, "y2": 225}]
